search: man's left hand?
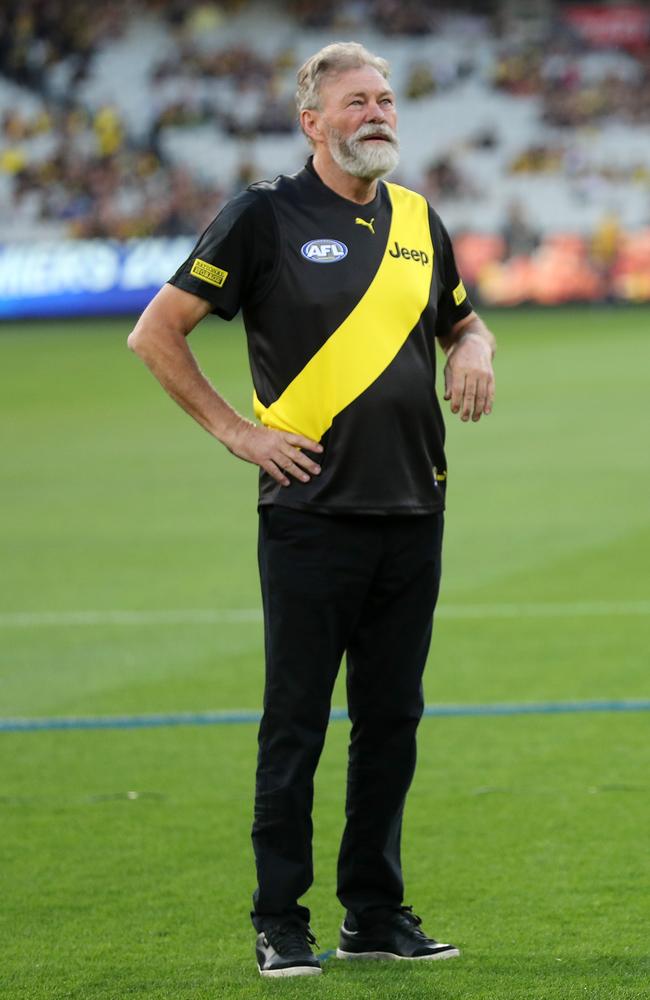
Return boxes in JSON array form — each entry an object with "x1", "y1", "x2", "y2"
[{"x1": 444, "y1": 332, "x2": 495, "y2": 422}]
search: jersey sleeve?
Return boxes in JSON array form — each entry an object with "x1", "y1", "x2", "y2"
[
  {"x1": 431, "y1": 210, "x2": 473, "y2": 339},
  {"x1": 168, "y1": 189, "x2": 276, "y2": 320}
]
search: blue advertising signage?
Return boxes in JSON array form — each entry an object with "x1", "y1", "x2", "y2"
[{"x1": 0, "y1": 237, "x2": 195, "y2": 319}]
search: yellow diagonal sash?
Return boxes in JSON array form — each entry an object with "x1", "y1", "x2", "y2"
[{"x1": 254, "y1": 182, "x2": 433, "y2": 442}]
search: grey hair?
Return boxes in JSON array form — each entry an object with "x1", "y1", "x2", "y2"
[{"x1": 296, "y1": 42, "x2": 391, "y2": 119}]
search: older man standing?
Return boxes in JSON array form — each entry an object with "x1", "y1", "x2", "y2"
[{"x1": 128, "y1": 42, "x2": 495, "y2": 978}]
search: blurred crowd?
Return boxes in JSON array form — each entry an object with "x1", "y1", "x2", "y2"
[
  {"x1": 509, "y1": 141, "x2": 650, "y2": 189},
  {"x1": 1, "y1": 0, "x2": 650, "y2": 302},
  {"x1": 149, "y1": 44, "x2": 296, "y2": 143},
  {"x1": 0, "y1": 0, "x2": 129, "y2": 93},
  {"x1": 0, "y1": 0, "x2": 492, "y2": 240},
  {"x1": 1, "y1": 101, "x2": 224, "y2": 237},
  {"x1": 290, "y1": 0, "x2": 443, "y2": 35},
  {"x1": 494, "y1": 39, "x2": 650, "y2": 127},
  {"x1": 455, "y1": 221, "x2": 650, "y2": 306}
]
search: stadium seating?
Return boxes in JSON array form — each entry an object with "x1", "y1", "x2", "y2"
[{"x1": 2, "y1": 1, "x2": 649, "y2": 303}]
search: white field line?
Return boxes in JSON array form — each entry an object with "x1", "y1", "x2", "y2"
[{"x1": 0, "y1": 600, "x2": 649, "y2": 628}]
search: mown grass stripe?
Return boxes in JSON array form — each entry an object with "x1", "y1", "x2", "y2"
[
  {"x1": 1, "y1": 600, "x2": 650, "y2": 628},
  {"x1": 2, "y1": 699, "x2": 650, "y2": 733}
]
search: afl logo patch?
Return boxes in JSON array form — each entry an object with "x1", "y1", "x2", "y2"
[{"x1": 301, "y1": 239, "x2": 348, "y2": 263}]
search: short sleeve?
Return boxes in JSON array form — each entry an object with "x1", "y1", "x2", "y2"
[
  {"x1": 168, "y1": 189, "x2": 276, "y2": 320},
  {"x1": 432, "y1": 211, "x2": 473, "y2": 339}
]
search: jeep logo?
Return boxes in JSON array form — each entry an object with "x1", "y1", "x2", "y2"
[
  {"x1": 388, "y1": 241, "x2": 430, "y2": 265},
  {"x1": 301, "y1": 239, "x2": 348, "y2": 263}
]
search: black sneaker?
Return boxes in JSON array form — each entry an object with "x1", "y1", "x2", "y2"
[
  {"x1": 336, "y1": 905, "x2": 460, "y2": 961},
  {"x1": 255, "y1": 918, "x2": 322, "y2": 977}
]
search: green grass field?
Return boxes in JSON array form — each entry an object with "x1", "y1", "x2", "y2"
[{"x1": 1, "y1": 308, "x2": 649, "y2": 999}]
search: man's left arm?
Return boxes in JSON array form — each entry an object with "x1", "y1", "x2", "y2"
[{"x1": 437, "y1": 311, "x2": 496, "y2": 423}]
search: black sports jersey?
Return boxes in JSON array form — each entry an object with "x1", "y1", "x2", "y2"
[{"x1": 169, "y1": 158, "x2": 472, "y2": 514}]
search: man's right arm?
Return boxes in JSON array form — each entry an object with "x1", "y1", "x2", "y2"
[{"x1": 127, "y1": 283, "x2": 322, "y2": 486}]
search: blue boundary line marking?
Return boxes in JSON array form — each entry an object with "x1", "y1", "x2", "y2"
[{"x1": 1, "y1": 699, "x2": 650, "y2": 733}]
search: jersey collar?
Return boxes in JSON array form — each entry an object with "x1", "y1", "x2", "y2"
[{"x1": 302, "y1": 156, "x2": 384, "y2": 211}]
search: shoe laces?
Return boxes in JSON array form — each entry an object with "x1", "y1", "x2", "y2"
[
  {"x1": 395, "y1": 906, "x2": 429, "y2": 940},
  {"x1": 265, "y1": 919, "x2": 318, "y2": 956}
]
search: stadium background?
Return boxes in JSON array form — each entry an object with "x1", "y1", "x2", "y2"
[
  {"x1": 2, "y1": 0, "x2": 650, "y2": 313},
  {"x1": 2, "y1": 2, "x2": 649, "y2": 999}
]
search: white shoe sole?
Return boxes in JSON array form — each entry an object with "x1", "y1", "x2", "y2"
[
  {"x1": 336, "y1": 947, "x2": 460, "y2": 961},
  {"x1": 259, "y1": 965, "x2": 322, "y2": 977}
]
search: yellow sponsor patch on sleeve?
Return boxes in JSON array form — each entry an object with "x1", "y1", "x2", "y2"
[
  {"x1": 190, "y1": 258, "x2": 229, "y2": 288},
  {"x1": 452, "y1": 279, "x2": 467, "y2": 306}
]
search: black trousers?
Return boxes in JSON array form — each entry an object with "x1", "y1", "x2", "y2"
[{"x1": 251, "y1": 504, "x2": 443, "y2": 930}]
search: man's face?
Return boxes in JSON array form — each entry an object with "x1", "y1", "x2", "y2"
[{"x1": 316, "y1": 65, "x2": 399, "y2": 180}]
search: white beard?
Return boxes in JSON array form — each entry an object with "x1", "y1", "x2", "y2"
[{"x1": 324, "y1": 121, "x2": 400, "y2": 180}]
